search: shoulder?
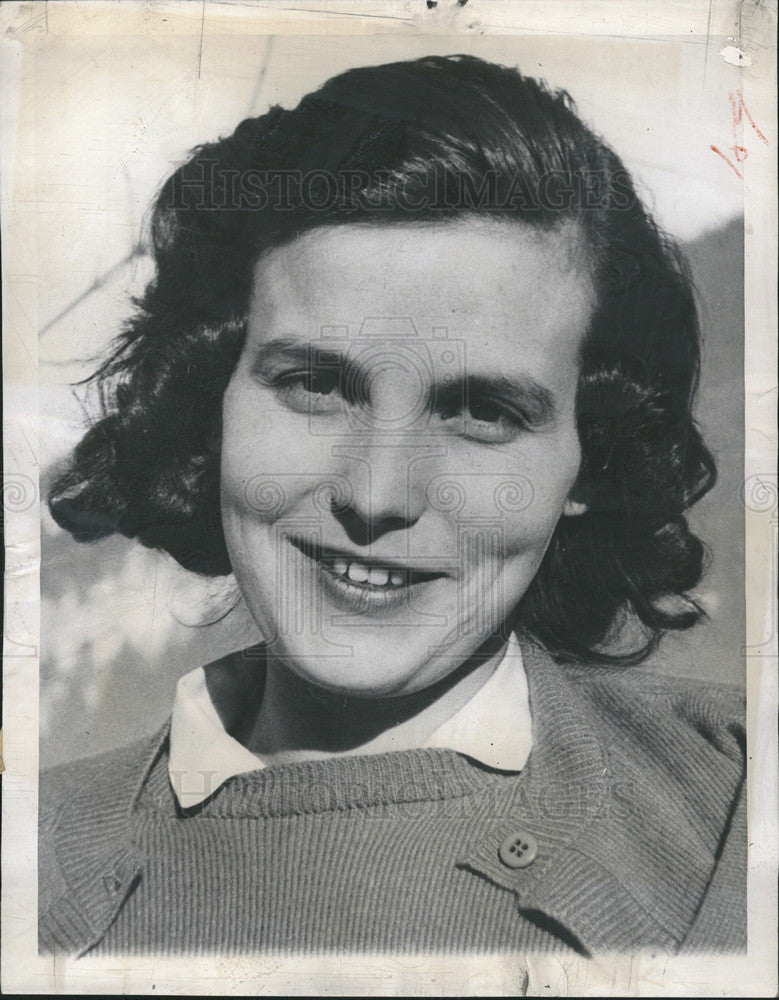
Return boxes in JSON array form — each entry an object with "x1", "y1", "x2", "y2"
[
  {"x1": 568, "y1": 662, "x2": 745, "y2": 760},
  {"x1": 40, "y1": 729, "x2": 166, "y2": 827},
  {"x1": 524, "y1": 642, "x2": 746, "y2": 829},
  {"x1": 39, "y1": 727, "x2": 169, "y2": 925},
  {"x1": 598, "y1": 664, "x2": 745, "y2": 711},
  {"x1": 567, "y1": 661, "x2": 746, "y2": 886},
  {"x1": 39, "y1": 727, "x2": 170, "y2": 953},
  {"x1": 566, "y1": 659, "x2": 746, "y2": 949}
]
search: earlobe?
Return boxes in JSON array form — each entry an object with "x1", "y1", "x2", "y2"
[
  {"x1": 206, "y1": 427, "x2": 222, "y2": 455},
  {"x1": 563, "y1": 497, "x2": 589, "y2": 517}
]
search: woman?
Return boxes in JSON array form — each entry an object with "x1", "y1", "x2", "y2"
[{"x1": 39, "y1": 54, "x2": 745, "y2": 955}]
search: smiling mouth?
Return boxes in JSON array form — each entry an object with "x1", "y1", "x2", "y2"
[{"x1": 287, "y1": 537, "x2": 447, "y2": 593}]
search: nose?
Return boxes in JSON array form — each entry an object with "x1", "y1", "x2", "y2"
[{"x1": 330, "y1": 434, "x2": 437, "y2": 546}]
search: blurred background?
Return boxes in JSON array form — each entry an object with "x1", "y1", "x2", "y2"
[{"x1": 22, "y1": 16, "x2": 747, "y2": 767}]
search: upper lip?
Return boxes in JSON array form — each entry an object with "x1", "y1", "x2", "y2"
[{"x1": 287, "y1": 535, "x2": 452, "y2": 579}]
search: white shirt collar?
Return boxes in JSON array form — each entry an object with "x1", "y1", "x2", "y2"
[{"x1": 169, "y1": 634, "x2": 532, "y2": 809}]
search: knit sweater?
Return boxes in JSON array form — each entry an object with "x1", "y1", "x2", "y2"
[{"x1": 39, "y1": 642, "x2": 746, "y2": 955}]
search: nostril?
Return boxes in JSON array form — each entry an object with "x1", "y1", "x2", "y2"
[
  {"x1": 329, "y1": 439, "x2": 430, "y2": 537},
  {"x1": 332, "y1": 506, "x2": 414, "y2": 547}
]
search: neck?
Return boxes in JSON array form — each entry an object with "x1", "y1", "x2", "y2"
[{"x1": 242, "y1": 637, "x2": 509, "y2": 766}]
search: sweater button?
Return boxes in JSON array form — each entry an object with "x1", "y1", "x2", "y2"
[
  {"x1": 498, "y1": 830, "x2": 538, "y2": 869},
  {"x1": 104, "y1": 873, "x2": 123, "y2": 895}
]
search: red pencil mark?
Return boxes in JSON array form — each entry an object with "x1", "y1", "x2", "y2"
[
  {"x1": 711, "y1": 90, "x2": 768, "y2": 180},
  {"x1": 710, "y1": 145, "x2": 745, "y2": 179},
  {"x1": 730, "y1": 91, "x2": 768, "y2": 143}
]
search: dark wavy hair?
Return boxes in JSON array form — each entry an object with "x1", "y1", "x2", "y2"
[{"x1": 48, "y1": 54, "x2": 716, "y2": 665}]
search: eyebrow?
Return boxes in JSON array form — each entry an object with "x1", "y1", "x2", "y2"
[
  {"x1": 252, "y1": 338, "x2": 557, "y2": 422},
  {"x1": 254, "y1": 339, "x2": 339, "y2": 364},
  {"x1": 251, "y1": 340, "x2": 360, "y2": 383}
]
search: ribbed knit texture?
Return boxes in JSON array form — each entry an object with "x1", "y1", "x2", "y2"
[
  {"x1": 97, "y1": 745, "x2": 562, "y2": 954},
  {"x1": 39, "y1": 643, "x2": 747, "y2": 956}
]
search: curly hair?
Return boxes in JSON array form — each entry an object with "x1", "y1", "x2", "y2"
[{"x1": 48, "y1": 54, "x2": 716, "y2": 665}]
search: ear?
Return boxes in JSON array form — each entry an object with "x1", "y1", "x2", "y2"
[
  {"x1": 563, "y1": 498, "x2": 589, "y2": 517},
  {"x1": 562, "y1": 484, "x2": 588, "y2": 517},
  {"x1": 205, "y1": 426, "x2": 221, "y2": 455}
]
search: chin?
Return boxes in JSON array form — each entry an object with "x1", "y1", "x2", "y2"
[{"x1": 264, "y1": 625, "x2": 493, "y2": 701}]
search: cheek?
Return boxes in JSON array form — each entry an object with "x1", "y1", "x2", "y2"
[
  {"x1": 220, "y1": 380, "x2": 320, "y2": 523},
  {"x1": 466, "y1": 432, "x2": 582, "y2": 558}
]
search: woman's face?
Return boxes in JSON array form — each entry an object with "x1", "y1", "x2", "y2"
[{"x1": 221, "y1": 219, "x2": 594, "y2": 697}]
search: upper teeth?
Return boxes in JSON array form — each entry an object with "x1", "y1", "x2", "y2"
[{"x1": 332, "y1": 559, "x2": 405, "y2": 587}]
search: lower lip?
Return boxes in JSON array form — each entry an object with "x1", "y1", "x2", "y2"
[{"x1": 291, "y1": 542, "x2": 444, "y2": 614}]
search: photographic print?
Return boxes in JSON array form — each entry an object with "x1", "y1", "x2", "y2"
[{"x1": 2, "y1": 1, "x2": 776, "y2": 995}]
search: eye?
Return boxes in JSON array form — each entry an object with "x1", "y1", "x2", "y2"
[
  {"x1": 275, "y1": 368, "x2": 343, "y2": 413},
  {"x1": 439, "y1": 395, "x2": 526, "y2": 444},
  {"x1": 299, "y1": 370, "x2": 339, "y2": 396},
  {"x1": 468, "y1": 398, "x2": 505, "y2": 424}
]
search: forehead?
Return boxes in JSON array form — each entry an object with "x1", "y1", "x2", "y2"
[
  {"x1": 253, "y1": 217, "x2": 591, "y2": 303},
  {"x1": 249, "y1": 219, "x2": 595, "y2": 385}
]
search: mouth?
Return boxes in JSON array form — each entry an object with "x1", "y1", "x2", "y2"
[{"x1": 287, "y1": 536, "x2": 449, "y2": 610}]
